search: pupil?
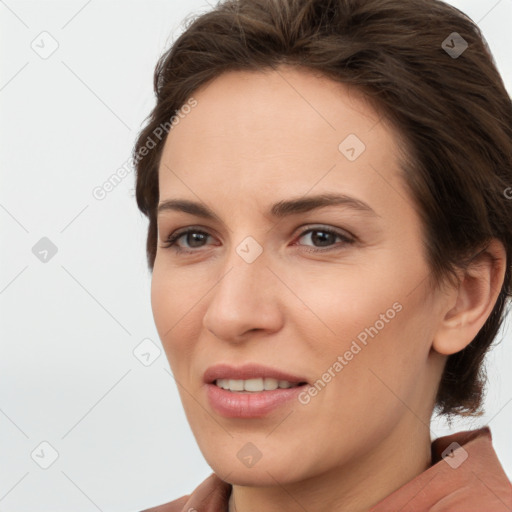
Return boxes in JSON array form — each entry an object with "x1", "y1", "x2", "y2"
[
  {"x1": 188, "y1": 232, "x2": 206, "y2": 247},
  {"x1": 312, "y1": 230, "x2": 333, "y2": 247}
]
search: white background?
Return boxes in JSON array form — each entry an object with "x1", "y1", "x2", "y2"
[{"x1": 1, "y1": 1, "x2": 511, "y2": 511}]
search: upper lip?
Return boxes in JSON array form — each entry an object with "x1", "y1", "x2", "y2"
[{"x1": 204, "y1": 363, "x2": 308, "y2": 384}]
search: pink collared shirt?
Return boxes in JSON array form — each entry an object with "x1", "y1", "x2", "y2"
[{"x1": 141, "y1": 427, "x2": 512, "y2": 512}]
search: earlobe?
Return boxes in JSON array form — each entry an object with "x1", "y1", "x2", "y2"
[{"x1": 432, "y1": 239, "x2": 507, "y2": 356}]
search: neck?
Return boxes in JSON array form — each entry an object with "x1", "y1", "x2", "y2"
[{"x1": 228, "y1": 418, "x2": 432, "y2": 512}]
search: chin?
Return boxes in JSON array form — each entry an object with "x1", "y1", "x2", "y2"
[
  {"x1": 210, "y1": 458, "x2": 304, "y2": 487},
  {"x1": 197, "y1": 435, "x2": 314, "y2": 487}
]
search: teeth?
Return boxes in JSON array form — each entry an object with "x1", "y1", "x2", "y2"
[
  {"x1": 264, "y1": 378, "x2": 278, "y2": 390},
  {"x1": 215, "y1": 378, "x2": 301, "y2": 392},
  {"x1": 245, "y1": 378, "x2": 265, "y2": 392},
  {"x1": 229, "y1": 379, "x2": 244, "y2": 391}
]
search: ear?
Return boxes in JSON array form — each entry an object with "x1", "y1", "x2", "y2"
[{"x1": 432, "y1": 238, "x2": 507, "y2": 356}]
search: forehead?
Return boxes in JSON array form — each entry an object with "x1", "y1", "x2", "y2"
[{"x1": 157, "y1": 66, "x2": 404, "y2": 216}]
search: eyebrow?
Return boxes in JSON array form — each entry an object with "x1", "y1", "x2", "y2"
[{"x1": 157, "y1": 193, "x2": 379, "y2": 221}]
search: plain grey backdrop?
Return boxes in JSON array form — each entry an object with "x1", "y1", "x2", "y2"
[{"x1": 1, "y1": 1, "x2": 511, "y2": 511}]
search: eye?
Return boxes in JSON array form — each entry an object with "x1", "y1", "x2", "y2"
[
  {"x1": 160, "y1": 227, "x2": 214, "y2": 253},
  {"x1": 293, "y1": 226, "x2": 354, "y2": 252},
  {"x1": 160, "y1": 225, "x2": 355, "y2": 255}
]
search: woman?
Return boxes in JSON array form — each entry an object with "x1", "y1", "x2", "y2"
[{"x1": 133, "y1": 0, "x2": 512, "y2": 510}]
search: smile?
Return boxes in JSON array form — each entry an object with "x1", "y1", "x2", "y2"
[{"x1": 214, "y1": 377, "x2": 305, "y2": 392}]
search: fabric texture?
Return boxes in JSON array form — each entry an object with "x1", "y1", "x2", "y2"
[{"x1": 141, "y1": 426, "x2": 512, "y2": 512}]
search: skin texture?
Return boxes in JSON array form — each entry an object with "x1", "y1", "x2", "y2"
[{"x1": 151, "y1": 65, "x2": 506, "y2": 512}]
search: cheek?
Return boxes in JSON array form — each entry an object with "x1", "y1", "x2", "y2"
[
  {"x1": 150, "y1": 266, "x2": 171, "y2": 340},
  {"x1": 291, "y1": 252, "x2": 433, "y2": 391},
  {"x1": 321, "y1": 286, "x2": 434, "y2": 423},
  {"x1": 150, "y1": 264, "x2": 208, "y2": 378},
  {"x1": 150, "y1": 266, "x2": 188, "y2": 364},
  {"x1": 150, "y1": 260, "x2": 195, "y2": 334},
  {"x1": 288, "y1": 263, "x2": 400, "y2": 352}
]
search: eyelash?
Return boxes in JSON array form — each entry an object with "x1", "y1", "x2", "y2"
[{"x1": 160, "y1": 225, "x2": 355, "y2": 255}]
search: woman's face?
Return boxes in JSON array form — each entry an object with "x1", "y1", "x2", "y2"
[{"x1": 151, "y1": 66, "x2": 449, "y2": 486}]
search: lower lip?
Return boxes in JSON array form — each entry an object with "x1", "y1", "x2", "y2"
[{"x1": 205, "y1": 383, "x2": 306, "y2": 418}]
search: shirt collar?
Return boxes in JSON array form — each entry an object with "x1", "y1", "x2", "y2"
[
  {"x1": 179, "y1": 427, "x2": 512, "y2": 512},
  {"x1": 370, "y1": 426, "x2": 512, "y2": 511}
]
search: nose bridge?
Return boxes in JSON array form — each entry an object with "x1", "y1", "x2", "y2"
[
  {"x1": 220, "y1": 231, "x2": 269, "y2": 293},
  {"x1": 203, "y1": 234, "x2": 282, "y2": 340}
]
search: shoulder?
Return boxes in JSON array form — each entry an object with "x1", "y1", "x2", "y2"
[
  {"x1": 139, "y1": 473, "x2": 231, "y2": 512},
  {"x1": 371, "y1": 426, "x2": 512, "y2": 511}
]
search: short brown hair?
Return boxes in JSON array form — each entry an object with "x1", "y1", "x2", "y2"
[{"x1": 133, "y1": 0, "x2": 512, "y2": 417}]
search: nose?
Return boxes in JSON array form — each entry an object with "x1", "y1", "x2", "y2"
[{"x1": 202, "y1": 247, "x2": 284, "y2": 343}]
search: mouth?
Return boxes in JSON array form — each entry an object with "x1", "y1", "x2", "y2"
[
  {"x1": 203, "y1": 363, "x2": 308, "y2": 389},
  {"x1": 213, "y1": 377, "x2": 307, "y2": 392},
  {"x1": 203, "y1": 363, "x2": 309, "y2": 418}
]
